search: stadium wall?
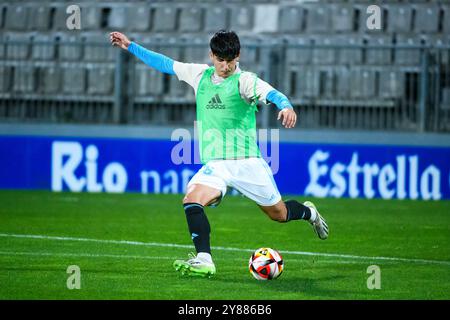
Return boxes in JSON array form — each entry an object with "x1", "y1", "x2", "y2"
[{"x1": 0, "y1": 123, "x2": 449, "y2": 200}]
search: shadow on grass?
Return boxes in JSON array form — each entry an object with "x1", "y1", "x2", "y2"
[{"x1": 212, "y1": 274, "x2": 368, "y2": 300}]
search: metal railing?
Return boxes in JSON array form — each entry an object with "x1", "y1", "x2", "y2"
[{"x1": 0, "y1": 37, "x2": 449, "y2": 133}]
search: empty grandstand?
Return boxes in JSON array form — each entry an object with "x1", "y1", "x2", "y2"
[{"x1": 0, "y1": 0, "x2": 449, "y2": 132}]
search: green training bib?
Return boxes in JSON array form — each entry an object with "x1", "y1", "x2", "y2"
[{"x1": 196, "y1": 67, "x2": 261, "y2": 163}]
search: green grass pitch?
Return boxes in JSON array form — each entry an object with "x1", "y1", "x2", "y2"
[{"x1": 0, "y1": 190, "x2": 449, "y2": 300}]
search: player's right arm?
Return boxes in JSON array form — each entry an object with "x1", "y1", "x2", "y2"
[
  {"x1": 110, "y1": 32, "x2": 207, "y2": 89},
  {"x1": 110, "y1": 31, "x2": 175, "y2": 75}
]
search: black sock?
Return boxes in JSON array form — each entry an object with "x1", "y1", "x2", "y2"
[
  {"x1": 284, "y1": 200, "x2": 311, "y2": 222},
  {"x1": 183, "y1": 203, "x2": 211, "y2": 254}
]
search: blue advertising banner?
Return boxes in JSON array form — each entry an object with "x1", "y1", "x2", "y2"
[{"x1": 0, "y1": 135, "x2": 449, "y2": 200}]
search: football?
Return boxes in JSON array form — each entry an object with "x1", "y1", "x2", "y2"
[{"x1": 248, "y1": 247, "x2": 284, "y2": 280}]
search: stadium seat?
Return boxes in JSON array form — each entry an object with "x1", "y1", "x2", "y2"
[
  {"x1": 283, "y1": 66, "x2": 298, "y2": 99},
  {"x1": 13, "y1": 66, "x2": 35, "y2": 93},
  {"x1": 442, "y1": 88, "x2": 450, "y2": 110},
  {"x1": 331, "y1": 4, "x2": 355, "y2": 32},
  {"x1": 254, "y1": 5, "x2": 279, "y2": 33},
  {"x1": 156, "y1": 37, "x2": 182, "y2": 61},
  {"x1": 39, "y1": 66, "x2": 61, "y2": 94},
  {"x1": 378, "y1": 68, "x2": 404, "y2": 99},
  {"x1": 32, "y1": 34, "x2": 56, "y2": 60},
  {"x1": 350, "y1": 67, "x2": 376, "y2": 99},
  {"x1": 108, "y1": 6, "x2": 128, "y2": 30},
  {"x1": 87, "y1": 65, "x2": 114, "y2": 95},
  {"x1": 140, "y1": 36, "x2": 185, "y2": 99},
  {"x1": 0, "y1": 5, "x2": 4, "y2": 30},
  {"x1": 134, "y1": 65, "x2": 164, "y2": 96},
  {"x1": 386, "y1": 4, "x2": 412, "y2": 33},
  {"x1": 230, "y1": 6, "x2": 254, "y2": 32},
  {"x1": 183, "y1": 36, "x2": 209, "y2": 64},
  {"x1": 414, "y1": 4, "x2": 439, "y2": 33},
  {"x1": 153, "y1": 6, "x2": 177, "y2": 32},
  {"x1": 58, "y1": 33, "x2": 83, "y2": 61},
  {"x1": 238, "y1": 36, "x2": 260, "y2": 70},
  {"x1": 168, "y1": 74, "x2": 189, "y2": 99},
  {"x1": 443, "y1": 5, "x2": 450, "y2": 34},
  {"x1": 62, "y1": 66, "x2": 86, "y2": 94},
  {"x1": 278, "y1": 5, "x2": 304, "y2": 33},
  {"x1": 335, "y1": 66, "x2": 350, "y2": 98},
  {"x1": 179, "y1": 7, "x2": 203, "y2": 32},
  {"x1": 83, "y1": 33, "x2": 115, "y2": 62},
  {"x1": 312, "y1": 35, "x2": 336, "y2": 65},
  {"x1": 28, "y1": 5, "x2": 51, "y2": 31},
  {"x1": 53, "y1": 5, "x2": 71, "y2": 31},
  {"x1": 5, "y1": 5, "x2": 28, "y2": 31},
  {"x1": 433, "y1": 35, "x2": 449, "y2": 66},
  {"x1": 366, "y1": 35, "x2": 392, "y2": 65},
  {"x1": 204, "y1": 6, "x2": 229, "y2": 32},
  {"x1": 0, "y1": 34, "x2": 5, "y2": 59},
  {"x1": 0, "y1": 66, "x2": 12, "y2": 93},
  {"x1": 80, "y1": 5, "x2": 102, "y2": 30},
  {"x1": 285, "y1": 36, "x2": 312, "y2": 65},
  {"x1": 318, "y1": 67, "x2": 334, "y2": 98},
  {"x1": 335, "y1": 34, "x2": 363, "y2": 65},
  {"x1": 127, "y1": 6, "x2": 151, "y2": 32},
  {"x1": 6, "y1": 33, "x2": 31, "y2": 60},
  {"x1": 395, "y1": 34, "x2": 423, "y2": 66},
  {"x1": 297, "y1": 66, "x2": 320, "y2": 98},
  {"x1": 305, "y1": 4, "x2": 331, "y2": 33}
]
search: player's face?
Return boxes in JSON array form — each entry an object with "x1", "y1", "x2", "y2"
[{"x1": 210, "y1": 52, "x2": 240, "y2": 78}]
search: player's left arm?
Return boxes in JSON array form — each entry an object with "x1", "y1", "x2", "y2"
[
  {"x1": 266, "y1": 90, "x2": 297, "y2": 129},
  {"x1": 241, "y1": 73, "x2": 297, "y2": 129}
]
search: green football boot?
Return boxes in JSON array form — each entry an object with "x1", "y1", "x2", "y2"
[{"x1": 173, "y1": 253, "x2": 216, "y2": 278}]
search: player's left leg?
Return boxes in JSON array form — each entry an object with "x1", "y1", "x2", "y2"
[
  {"x1": 258, "y1": 200, "x2": 329, "y2": 240},
  {"x1": 229, "y1": 158, "x2": 328, "y2": 240}
]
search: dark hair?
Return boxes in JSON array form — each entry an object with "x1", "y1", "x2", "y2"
[{"x1": 210, "y1": 30, "x2": 240, "y2": 61}]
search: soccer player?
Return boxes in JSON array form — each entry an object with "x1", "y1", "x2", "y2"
[{"x1": 110, "y1": 30, "x2": 329, "y2": 278}]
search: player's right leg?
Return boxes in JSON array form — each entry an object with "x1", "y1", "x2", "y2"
[
  {"x1": 174, "y1": 184, "x2": 221, "y2": 278},
  {"x1": 174, "y1": 164, "x2": 228, "y2": 278}
]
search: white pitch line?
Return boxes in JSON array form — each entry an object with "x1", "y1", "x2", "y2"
[
  {"x1": 0, "y1": 232, "x2": 449, "y2": 266},
  {"x1": 0, "y1": 251, "x2": 174, "y2": 261},
  {"x1": 0, "y1": 251, "x2": 370, "y2": 265}
]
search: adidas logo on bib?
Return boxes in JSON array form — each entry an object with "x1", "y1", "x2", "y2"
[{"x1": 206, "y1": 94, "x2": 226, "y2": 109}]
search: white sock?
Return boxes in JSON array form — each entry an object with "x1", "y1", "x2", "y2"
[
  {"x1": 197, "y1": 252, "x2": 213, "y2": 264},
  {"x1": 308, "y1": 206, "x2": 317, "y2": 223}
]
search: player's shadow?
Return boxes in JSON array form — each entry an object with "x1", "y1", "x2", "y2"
[
  {"x1": 217, "y1": 274, "x2": 362, "y2": 299},
  {"x1": 261, "y1": 275, "x2": 355, "y2": 298}
]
